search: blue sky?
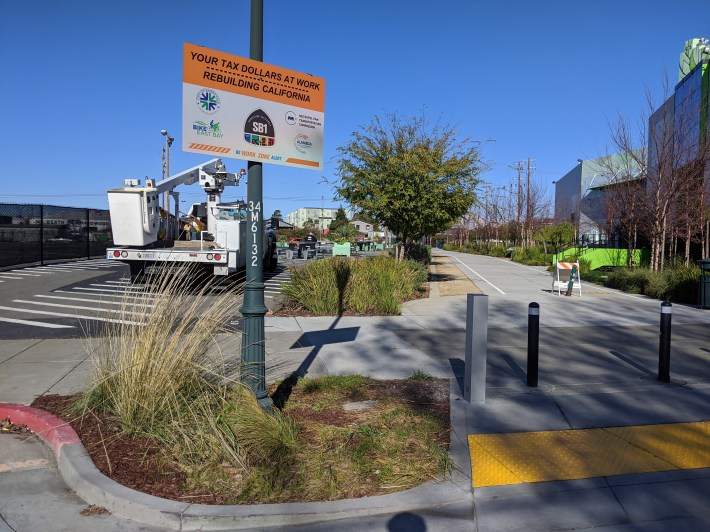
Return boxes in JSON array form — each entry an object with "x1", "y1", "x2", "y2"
[{"x1": 1, "y1": 1, "x2": 708, "y2": 217}]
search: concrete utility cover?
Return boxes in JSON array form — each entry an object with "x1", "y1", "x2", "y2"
[{"x1": 343, "y1": 400, "x2": 378, "y2": 411}]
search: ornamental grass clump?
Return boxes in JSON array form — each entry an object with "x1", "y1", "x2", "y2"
[
  {"x1": 79, "y1": 264, "x2": 241, "y2": 433},
  {"x1": 282, "y1": 255, "x2": 426, "y2": 315},
  {"x1": 78, "y1": 263, "x2": 299, "y2": 499}
]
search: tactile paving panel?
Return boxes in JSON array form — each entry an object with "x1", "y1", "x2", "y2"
[
  {"x1": 469, "y1": 422, "x2": 710, "y2": 488},
  {"x1": 607, "y1": 421, "x2": 710, "y2": 470}
]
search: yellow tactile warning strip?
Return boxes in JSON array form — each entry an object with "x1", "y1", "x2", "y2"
[{"x1": 468, "y1": 421, "x2": 710, "y2": 488}]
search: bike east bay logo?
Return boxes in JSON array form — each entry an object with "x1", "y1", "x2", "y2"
[
  {"x1": 244, "y1": 109, "x2": 275, "y2": 146},
  {"x1": 294, "y1": 134, "x2": 312, "y2": 153},
  {"x1": 192, "y1": 120, "x2": 223, "y2": 138},
  {"x1": 195, "y1": 88, "x2": 221, "y2": 114}
]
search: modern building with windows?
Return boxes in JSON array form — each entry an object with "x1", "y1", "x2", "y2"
[
  {"x1": 554, "y1": 154, "x2": 642, "y2": 244},
  {"x1": 554, "y1": 38, "x2": 709, "y2": 248}
]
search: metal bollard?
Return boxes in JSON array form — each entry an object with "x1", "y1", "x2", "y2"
[
  {"x1": 527, "y1": 302, "x2": 540, "y2": 387},
  {"x1": 658, "y1": 301, "x2": 672, "y2": 383},
  {"x1": 464, "y1": 294, "x2": 489, "y2": 403}
]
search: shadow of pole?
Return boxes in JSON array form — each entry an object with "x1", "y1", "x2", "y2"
[
  {"x1": 609, "y1": 350, "x2": 656, "y2": 379},
  {"x1": 271, "y1": 261, "x2": 351, "y2": 409}
]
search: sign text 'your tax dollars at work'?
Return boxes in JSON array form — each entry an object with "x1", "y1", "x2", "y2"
[{"x1": 182, "y1": 43, "x2": 325, "y2": 170}]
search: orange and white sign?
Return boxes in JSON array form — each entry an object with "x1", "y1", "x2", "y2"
[{"x1": 182, "y1": 43, "x2": 325, "y2": 170}]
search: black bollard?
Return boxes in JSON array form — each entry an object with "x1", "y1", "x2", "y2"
[
  {"x1": 527, "y1": 302, "x2": 540, "y2": 387},
  {"x1": 658, "y1": 301, "x2": 672, "y2": 383}
]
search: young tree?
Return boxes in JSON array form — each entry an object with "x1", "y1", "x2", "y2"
[
  {"x1": 534, "y1": 222, "x2": 575, "y2": 255},
  {"x1": 335, "y1": 113, "x2": 485, "y2": 260},
  {"x1": 328, "y1": 207, "x2": 350, "y2": 232},
  {"x1": 270, "y1": 209, "x2": 283, "y2": 220}
]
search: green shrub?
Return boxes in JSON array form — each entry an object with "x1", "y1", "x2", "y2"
[
  {"x1": 405, "y1": 243, "x2": 432, "y2": 264},
  {"x1": 604, "y1": 265, "x2": 700, "y2": 303},
  {"x1": 512, "y1": 246, "x2": 552, "y2": 266},
  {"x1": 577, "y1": 258, "x2": 592, "y2": 276},
  {"x1": 661, "y1": 265, "x2": 699, "y2": 303},
  {"x1": 282, "y1": 256, "x2": 426, "y2": 315}
]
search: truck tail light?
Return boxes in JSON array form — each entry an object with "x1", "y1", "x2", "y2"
[
  {"x1": 214, "y1": 253, "x2": 221, "y2": 261},
  {"x1": 113, "y1": 251, "x2": 120, "y2": 257}
]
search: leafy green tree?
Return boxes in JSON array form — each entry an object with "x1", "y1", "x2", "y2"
[
  {"x1": 534, "y1": 222, "x2": 575, "y2": 255},
  {"x1": 270, "y1": 209, "x2": 283, "y2": 220},
  {"x1": 328, "y1": 207, "x2": 350, "y2": 232},
  {"x1": 336, "y1": 113, "x2": 485, "y2": 260}
]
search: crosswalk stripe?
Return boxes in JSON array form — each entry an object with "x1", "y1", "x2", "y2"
[
  {"x1": 35, "y1": 295, "x2": 153, "y2": 308},
  {"x1": 0, "y1": 316, "x2": 75, "y2": 329},
  {"x1": 31, "y1": 266, "x2": 91, "y2": 272},
  {"x1": 0, "y1": 275, "x2": 24, "y2": 280},
  {"x1": 88, "y1": 284, "x2": 146, "y2": 292},
  {"x1": 13, "y1": 300, "x2": 146, "y2": 317},
  {"x1": 71, "y1": 287, "x2": 142, "y2": 294},
  {"x1": 9, "y1": 271, "x2": 43, "y2": 276},
  {"x1": 0, "y1": 305, "x2": 142, "y2": 326},
  {"x1": 52, "y1": 289, "x2": 148, "y2": 301}
]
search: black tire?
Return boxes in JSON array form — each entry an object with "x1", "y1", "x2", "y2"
[{"x1": 128, "y1": 261, "x2": 144, "y2": 282}]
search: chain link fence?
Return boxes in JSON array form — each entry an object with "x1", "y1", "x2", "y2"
[{"x1": 0, "y1": 203, "x2": 112, "y2": 269}]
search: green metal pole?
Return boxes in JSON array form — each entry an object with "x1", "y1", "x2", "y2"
[{"x1": 240, "y1": 0, "x2": 272, "y2": 411}]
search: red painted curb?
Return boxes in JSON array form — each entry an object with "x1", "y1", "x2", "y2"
[{"x1": 0, "y1": 403, "x2": 81, "y2": 455}]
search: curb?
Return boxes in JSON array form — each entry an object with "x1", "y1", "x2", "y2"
[{"x1": 0, "y1": 380, "x2": 473, "y2": 530}]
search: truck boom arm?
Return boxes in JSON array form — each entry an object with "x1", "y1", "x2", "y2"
[{"x1": 154, "y1": 158, "x2": 240, "y2": 195}]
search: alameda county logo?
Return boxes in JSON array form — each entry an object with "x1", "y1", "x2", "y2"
[
  {"x1": 294, "y1": 134, "x2": 312, "y2": 154},
  {"x1": 195, "y1": 88, "x2": 221, "y2": 114}
]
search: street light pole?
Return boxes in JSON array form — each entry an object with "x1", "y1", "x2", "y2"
[
  {"x1": 161, "y1": 129, "x2": 174, "y2": 237},
  {"x1": 240, "y1": 0, "x2": 272, "y2": 412}
]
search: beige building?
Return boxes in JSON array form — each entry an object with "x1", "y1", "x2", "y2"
[{"x1": 285, "y1": 207, "x2": 352, "y2": 230}]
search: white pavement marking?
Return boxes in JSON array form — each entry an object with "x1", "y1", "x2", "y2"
[
  {"x1": 0, "y1": 316, "x2": 75, "y2": 329},
  {"x1": 35, "y1": 294, "x2": 153, "y2": 307},
  {"x1": 52, "y1": 289, "x2": 148, "y2": 301},
  {"x1": 31, "y1": 267, "x2": 83, "y2": 272},
  {"x1": 13, "y1": 300, "x2": 145, "y2": 317},
  {"x1": 451, "y1": 256, "x2": 506, "y2": 294},
  {"x1": 71, "y1": 287, "x2": 135, "y2": 293},
  {"x1": 88, "y1": 284, "x2": 146, "y2": 291},
  {"x1": 9, "y1": 271, "x2": 43, "y2": 276},
  {"x1": 0, "y1": 305, "x2": 142, "y2": 326},
  {"x1": 0, "y1": 275, "x2": 24, "y2": 280}
]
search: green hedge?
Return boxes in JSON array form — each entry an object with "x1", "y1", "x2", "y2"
[{"x1": 604, "y1": 265, "x2": 700, "y2": 303}]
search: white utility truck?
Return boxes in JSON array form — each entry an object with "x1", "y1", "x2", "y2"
[{"x1": 106, "y1": 158, "x2": 277, "y2": 279}]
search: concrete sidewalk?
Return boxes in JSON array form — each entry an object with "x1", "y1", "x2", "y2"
[{"x1": 2, "y1": 249, "x2": 710, "y2": 530}]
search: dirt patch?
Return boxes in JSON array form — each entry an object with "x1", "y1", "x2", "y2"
[
  {"x1": 429, "y1": 256, "x2": 481, "y2": 296},
  {"x1": 30, "y1": 378, "x2": 449, "y2": 505}
]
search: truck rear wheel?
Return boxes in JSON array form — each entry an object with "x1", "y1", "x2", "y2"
[{"x1": 128, "y1": 261, "x2": 145, "y2": 282}]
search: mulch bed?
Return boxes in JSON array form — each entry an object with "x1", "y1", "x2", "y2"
[{"x1": 30, "y1": 378, "x2": 449, "y2": 505}]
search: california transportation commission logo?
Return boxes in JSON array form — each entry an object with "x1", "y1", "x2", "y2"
[
  {"x1": 294, "y1": 134, "x2": 312, "y2": 153},
  {"x1": 196, "y1": 88, "x2": 221, "y2": 114}
]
